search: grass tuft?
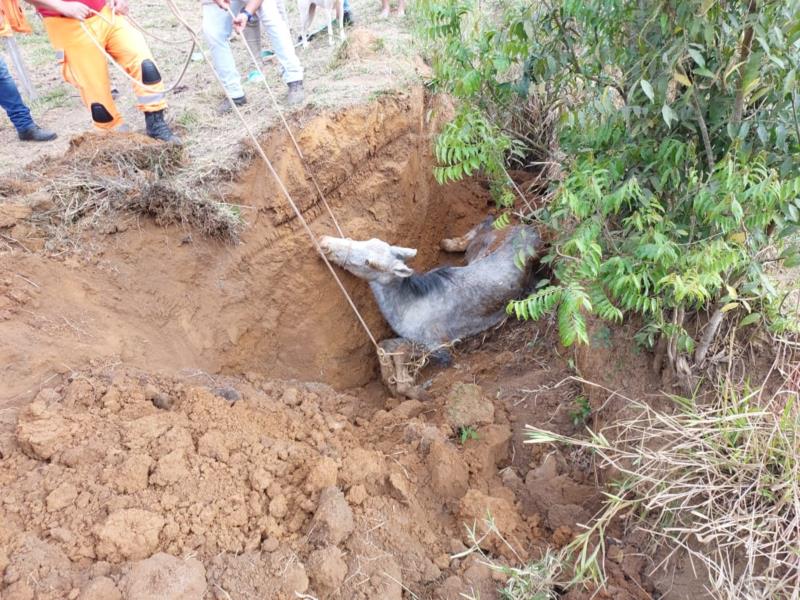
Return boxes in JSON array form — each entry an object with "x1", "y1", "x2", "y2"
[{"x1": 526, "y1": 356, "x2": 800, "y2": 600}]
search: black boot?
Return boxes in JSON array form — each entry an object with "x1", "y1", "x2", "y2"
[
  {"x1": 343, "y1": 9, "x2": 355, "y2": 26},
  {"x1": 144, "y1": 110, "x2": 181, "y2": 144},
  {"x1": 18, "y1": 124, "x2": 57, "y2": 142},
  {"x1": 287, "y1": 81, "x2": 305, "y2": 105}
]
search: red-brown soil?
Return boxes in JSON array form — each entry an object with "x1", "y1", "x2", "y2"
[{"x1": 0, "y1": 89, "x2": 696, "y2": 599}]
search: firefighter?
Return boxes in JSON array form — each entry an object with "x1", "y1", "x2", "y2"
[
  {"x1": 25, "y1": 0, "x2": 180, "y2": 142},
  {"x1": 0, "y1": 55, "x2": 57, "y2": 141}
]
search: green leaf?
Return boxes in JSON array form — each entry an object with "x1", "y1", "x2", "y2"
[
  {"x1": 731, "y1": 198, "x2": 744, "y2": 220},
  {"x1": 783, "y1": 253, "x2": 800, "y2": 268},
  {"x1": 783, "y1": 70, "x2": 796, "y2": 97},
  {"x1": 688, "y1": 48, "x2": 706, "y2": 68},
  {"x1": 661, "y1": 104, "x2": 678, "y2": 127},
  {"x1": 739, "y1": 312, "x2": 762, "y2": 327},
  {"x1": 640, "y1": 79, "x2": 655, "y2": 102}
]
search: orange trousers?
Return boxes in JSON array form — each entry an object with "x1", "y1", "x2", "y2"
[{"x1": 43, "y1": 7, "x2": 166, "y2": 130}]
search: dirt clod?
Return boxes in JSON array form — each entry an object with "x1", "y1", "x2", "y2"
[
  {"x1": 445, "y1": 383, "x2": 494, "y2": 430},
  {"x1": 113, "y1": 453, "x2": 153, "y2": 494},
  {"x1": 307, "y1": 545, "x2": 348, "y2": 593},
  {"x1": 4, "y1": 581, "x2": 34, "y2": 600},
  {"x1": 95, "y1": 509, "x2": 166, "y2": 562},
  {"x1": 197, "y1": 430, "x2": 228, "y2": 462},
  {"x1": 46, "y1": 482, "x2": 78, "y2": 512},
  {"x1": 428, "y1": 439, "x2": 469, "y2": 499},
  {"x1": 16, "y1": 402, "x2": 74, "y2": 460},
  {"x1": 79, "y1": 576, "x2": 121, "y2": 600},
  {"x1": 150, "y1": 449, "x2": 189, "y2": 486},
  {"x1": 458, "y1": 489, "x2": 525, "y2": 560},
  {"x1": 305, "y1": 456, "x2": 338, "y2": 492},
  {"x1": 122, "y1": 553, "x2": 206, "y2": 600},
  {"x1": 308, "y1": 487, "x2": 354, "y2": 547},
  {"x1": 0, "y1": 202, "x2": 32, "y2": 229}
]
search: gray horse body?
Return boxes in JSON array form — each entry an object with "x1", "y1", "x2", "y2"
[{"x1": 320, "y1": 219, "x2": 542, "y2": 350}]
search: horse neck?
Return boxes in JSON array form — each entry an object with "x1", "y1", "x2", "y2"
[{"x1": 368, "y1": 279, "x2": 405, "y2": 327}]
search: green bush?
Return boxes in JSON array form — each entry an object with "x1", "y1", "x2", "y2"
[{"x1": 419, "y1": 0, "x2": 800, "y2": 354}]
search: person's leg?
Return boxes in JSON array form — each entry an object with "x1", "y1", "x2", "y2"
[
  {"x1": 104, "y1": 10, "x2": 178, "y2": 142},
  {"x1": 202, "y1": 0, "x2": 245, "y2": 100},
  {"x1": 105, "y1": 11, "x2": 166, "y2": 113},
  {"x1": 0, "y1": 55, "x2": 35, "y2": 132},
  {"x1": 272, "y1": 0, "x2": 289, "y2": 28},
  {"x1": 43, "y1": 13, "x2": 124, "y2": 130},
  {"x1": 336, "y1": 0, "x2": 345, "y2": 40},
  {"x1": 260, "y1": 0, "x2": 304, "y2": 86},
  {"x1": 342, "y1": 0, "x2": 355, "y2": 24},
  {"x1": 380, "y1": 0, "x2": 390, "y2": 18}
]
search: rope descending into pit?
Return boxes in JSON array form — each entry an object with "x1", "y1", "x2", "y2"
[
  {"x1": 163, "y1": 0, "x2": 380, "y2": 351},
  {"x1": 220, "y1": 3, "x2": 345, "y2": 239}
]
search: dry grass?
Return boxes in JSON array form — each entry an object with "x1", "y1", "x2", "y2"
[
  {"x1": 3, "y1": 133, "x2": 245, "y2": 240},
  {"x1": 526, "y1": 339, "x2": 800, "y2": 600},
  {"x1": 454, "y1": 516, "x2": 564, "y2": 600}
]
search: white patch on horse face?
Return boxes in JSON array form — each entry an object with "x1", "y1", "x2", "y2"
[{"x1": 319, "y1": 236, "x2": 417, "y2": 283}]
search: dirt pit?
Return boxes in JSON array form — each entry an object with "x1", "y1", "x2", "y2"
[
  {"x1": 1, "y1": 87, "x2": 491, "y2": 404},
  {"x1": 1, "y1": 89, "x2": 682, "y2": 599}
]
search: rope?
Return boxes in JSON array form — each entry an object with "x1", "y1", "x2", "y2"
[
  {"x1": 223, "y1": 5, "x2": 345, "y2": 238},
  {"x1": 79, "y1": 9, "x2": 195, "y2": 94},
  {"x1": 164, "y1": 0, "x2": 380, "y2": 350}
]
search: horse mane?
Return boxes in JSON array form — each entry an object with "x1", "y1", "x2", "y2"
[{"x1": 400, "y1": 267, "x2": 456, "y2": 297}]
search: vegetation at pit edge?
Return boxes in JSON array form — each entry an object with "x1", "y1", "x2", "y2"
[{"x1": 416, "y1": 0, "x2": 800, "y2": 357}]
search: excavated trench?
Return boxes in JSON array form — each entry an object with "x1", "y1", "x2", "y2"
[{"x1": 0, "y1": 88, "x2": 490, "y2": 403}]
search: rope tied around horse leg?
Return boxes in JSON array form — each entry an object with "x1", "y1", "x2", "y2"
[
  {"x1": 222, "y1": 4, "x2": 345, "y2": 239},
  {"x1": 164, "y1": 0, "x2": 379, "y2": 350}
]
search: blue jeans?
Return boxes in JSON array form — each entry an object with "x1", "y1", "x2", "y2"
[
  {"x1": 202, "y1": 0, "x2": 303, "y2": 98},
  {"x1": 343, "y1": 0, "x2": 351, "y2": 12},
  {"x1": 0, "y1": 56, "x2": 34, "y2": 133}
]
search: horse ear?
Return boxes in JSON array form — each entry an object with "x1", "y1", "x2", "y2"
[
  {"x1": 392, "y1": 246, "x2": 417, "y2": 261},
  {"x1": 391, "y1": 260, "x2": 414, "y2": 278}
]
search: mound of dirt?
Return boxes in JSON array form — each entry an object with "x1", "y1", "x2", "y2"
[
  {"x1": 0, "y1": 365, "x2": 520, "y2": 599},
  {"x1": 335, "y1": 28, "x2": 382, "y2": 61},
  {"x1": 0, "y1": 371, "x2": 490, "y2": 599},
  {"x1": 0, "y1": 310, "x2": 673, "y2": 600}
]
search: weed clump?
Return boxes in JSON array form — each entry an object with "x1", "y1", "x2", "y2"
[
  {"x1": 1, "y1": 133, "x2": 244, "y2": 242},
  {"x1": 527, "y1": 370, "x2": 800, "y2": 599}
]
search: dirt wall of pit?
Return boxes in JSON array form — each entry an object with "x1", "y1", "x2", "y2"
[{"x1": 0, "y1": 88, "x2": 490, "y2": 404}]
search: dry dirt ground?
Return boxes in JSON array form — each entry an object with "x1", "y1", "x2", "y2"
[
  {"x1": 0, "y1": 4, "x2": 713, "y2": 600},
  {"x1": 1, "y1": 0, "x2": 420, "y2": 171}
]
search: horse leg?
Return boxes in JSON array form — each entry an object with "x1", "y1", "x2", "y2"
[
  {"x1": 377, "y1": 338, "x2": 427, "y2": 400},
  {"x1": 440, "y1": 216, "x2": 494, "y2": 255}
]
